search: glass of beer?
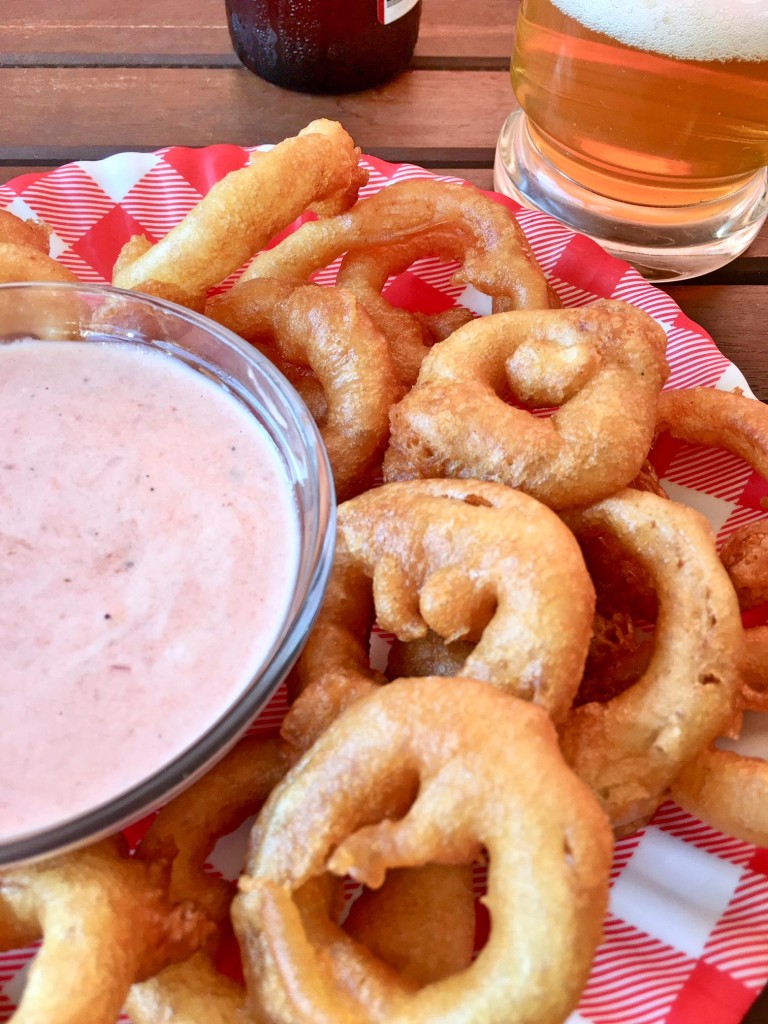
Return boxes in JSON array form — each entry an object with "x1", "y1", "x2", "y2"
[{"x1": 494, "y1": 0, "x2": 768, "y2": 280}]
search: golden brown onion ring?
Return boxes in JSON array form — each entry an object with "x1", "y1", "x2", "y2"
[
  {"x1": 657, "y1": 385, "x2": 768, "y2": 480},
  {"x1": 206, "y1": 279, "x2": 400, "y2": 501},
  {"x1": 126, "y1": 953, "x2": 253, "y2": 1024},
  {"x1": 135, "y1": 735, "x2": 295, "y2": 926},
  {"x1": 240, "y1": 179, "x2": 553, "y2": 313},
  {"x1": 0, "y1": 211, "x2": 84, "y2": 340},
  {"x1": 560, "y1": 489, "x2": 743, "y2": 833},
  {"x1": 282, "y1": 478, "x2": 594, "y2": 750},
  {"x1": 235, "y1": 677, "x2": 613, "y2": 1024},
  {"x1": 127, "y1": 736, "x2": 295, "y2": 1024},
  {"x1": 0, "y1": 210, "x2": 78, "y2": 295},
  {"x1": 671, "y1": 744, "x2": 768, "y2": 848},
  {"x1": 720, "y1": 520, "x2": 768, "y2": 611},
  {"x1": 742, "y1": 625, "x2": 768, "y2": 712},
  {"x1": 384, "y1": 299, "x2": 669, "y2": 510},
  {"x1": 112, "y1": 119, "x2": 367, "y2": 309},
  {"x1": 0, "y1": 837, "x2": 209, "y2": 1024},
  {"x1": 0, "y1": 210, "x2": 77, "y2": 285},
  {"x1": 334, "y1": 230, "x2": 485, "y2": 387}
]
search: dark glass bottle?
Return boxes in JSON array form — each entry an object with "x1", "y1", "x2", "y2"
[{"x1": 225, "y1": 0, "x2": 422, "y2": 94}]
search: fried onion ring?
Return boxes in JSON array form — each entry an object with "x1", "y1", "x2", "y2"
[
  {"x1": 0, "y1": 210, "x2": 77, "y2": 285},
  {"x1": 742, "y1": 625, "x2": 768, "y2": 712},
  {"x1": 671, "y1": 744, "x2": 768, "y2": 848},
  {"x1": 135, "y1": 735, "x2": 295, "y2": 926},
  {"x1": 235, "y1": 677, "x2": 613, "y2": 1024},
  {"x1": 383, "y1": 299, "x2": 669, "y2": 509},
  {"x1": 559, "y1": 490, "x2": 743, "y2": 832},
  {"x1": 0, "y1": 837, "x2": 209, "y2": 1024},
  {"x1": 720, "y1": 520, "x2": 768, "y2": 611},
  {"x1": 112, "y1": 119, "x2": 367, "y2": 309},
  {"x1": 240, "y1": 179, "x2": 553, "y2": 314},
  {"x1": 333, "y1": 231, "x2": 485, "y2": 387},
  {"x1": 657, "y1": 386, "x2": 768, "y2": 481},
  {"x1": 283, "y1": 478, "x2": 594, "y2": 750},
  {"x1": 127, "y1": 952, "x2": 252, "y2": 1024},
  {"x1": 126, "y1": 736, "x2": 295, "y2": 1024},
  {"x1": 205, "y1": 279, "x2": 400, "y2": 500}
]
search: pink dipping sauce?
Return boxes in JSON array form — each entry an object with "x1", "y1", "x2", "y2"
[{"x1": 0, "y1": 340, "x2": 300, "y2": 840}]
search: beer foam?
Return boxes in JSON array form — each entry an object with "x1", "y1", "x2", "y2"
[{"x1": 549, "y1": 0, "x2": 768, "y2": 62}]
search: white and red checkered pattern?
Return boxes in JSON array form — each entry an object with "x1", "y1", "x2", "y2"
[{"x1": 1, "y1": 147, "x2": 766, "y2": 1023}]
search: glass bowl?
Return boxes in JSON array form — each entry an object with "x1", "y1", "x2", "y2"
[{"x1": 0, "y1": 282, "x2": 336, "y2": 867}]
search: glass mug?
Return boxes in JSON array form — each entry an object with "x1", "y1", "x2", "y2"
[{"x1": 494, "y1": 0, "x2": 768, "y2": 281}]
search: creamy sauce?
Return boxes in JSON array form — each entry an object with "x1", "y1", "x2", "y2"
[{"x1": 0, "y1": 340, "x2": 300, "y2": 839}]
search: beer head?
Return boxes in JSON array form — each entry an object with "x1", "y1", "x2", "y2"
[{"x1": 548, "y1": 0, "x2": 768, "y2": 61}]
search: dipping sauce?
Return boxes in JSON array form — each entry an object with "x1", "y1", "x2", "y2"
[{"x1": 0, "y1": 340, "x2": 300, "y2": 840}]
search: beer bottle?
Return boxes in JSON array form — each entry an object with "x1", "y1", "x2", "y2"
[{"x1": 225, "y1": 0, "x2": 422, "y2": 94}]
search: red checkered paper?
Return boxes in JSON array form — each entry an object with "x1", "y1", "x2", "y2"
[{"x1": 1, "y1": 147, "x2": 767, "y2": 1024}]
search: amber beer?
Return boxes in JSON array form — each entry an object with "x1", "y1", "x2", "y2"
[{"x1": 511, "y1": 0, "x2": 768, "y2": 207}]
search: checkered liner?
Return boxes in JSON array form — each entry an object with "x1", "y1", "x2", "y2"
[{"x1": 1, "y1": 147, "x2": 766, "y2": 1024}]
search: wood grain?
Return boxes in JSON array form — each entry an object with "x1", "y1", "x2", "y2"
[
  {"x1": 0, "y1": 67, "x2": 513, "y2": 158},
  {"x1": 0, "y1": 0, "x2": 517, "y2": 61},
  {"x1": 0, "y1": 164, "x2": 57, "y2": 185},
  {"x1": 662, "y1": 285, "x2": 768, "y2": 400}
]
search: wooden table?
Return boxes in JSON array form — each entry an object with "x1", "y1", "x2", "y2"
[{"x1": 1, "y1": 0, "x2": 767, "y2": 399}]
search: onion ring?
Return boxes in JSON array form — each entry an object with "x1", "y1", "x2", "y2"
[
  {"x1": 742, "y1": 625, "x2": 768, "y2": 712},
  {"x1": 127, "y1": 953, "x2": 251, "y2": 1024},
  {"x1": 559, "y1": 489, "x2": 743, "y2": 832},
  {"x1": 205, "y1": 278, "x2": 401, "y2": 500},
  {"x1": 0, "y1": 210, "x2": 77, "y2": 285},
  {"x1": 112, "y1": 119, "x2": 367, "y2": 310},
  {"x1": 135, "y1": 735, "x2": 294, "y2": 926},
  {"x1": 720, "y1": 520, "x2": 768, "y2": 611},
  {"x1": 671, "y1": 744, "x2": 768, "y2": 848},
  {"x1": 383, "y1": 299, "x2": 669, "y2": 509},
  {"x1": 333, "y1": 230, "x2": 488, "y2": 387},
  {"x1": 0, "y1": 837, "x2": 210, "y2": 1024},
  {"x1": 657, "y1": 386, "x2": 768, "y2": 480},
  {"x1": 126, "y1": 736, "x2": 295, "y2": 1024},
  {"x1": 240, "y1": 179, "x2": 553, "y2": 325},
  {"x1": 235, "y1": 677, "x2": 613, "y2": 1024},
  {"x1": 668, "y1": 479, "x2": 768, "y2": 845},
  {"x1": 282, "y1": 478, "x2": 594, "y2": 750}
]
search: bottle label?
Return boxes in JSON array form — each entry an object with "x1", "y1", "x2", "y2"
[{"x1": 377, "y1": 0, "x2": 419, "y2": 24}]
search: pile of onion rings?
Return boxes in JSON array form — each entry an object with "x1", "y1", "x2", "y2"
[{"x1": 4, "y1": 117, "x2": 768, "y2": 1024}]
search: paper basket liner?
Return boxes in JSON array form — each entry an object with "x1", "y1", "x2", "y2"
[{"x1": 1, "y1": 146, "x2": 766, "y2": 1024}]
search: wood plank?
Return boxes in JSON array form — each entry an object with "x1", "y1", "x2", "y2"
[
  {"x1": 739, "y1": 233, "x2": 768, "y2": 260},
  {"x1": 0, "y1": 164, "x2": 57, "y2": 186},
  {"x1": 0, "y1": 0, "x2": 517, "y2": 61},
  {"x1": 0, "y1": 0, "x2": 232, "y2": 57},
  {"x1": 0, "y1": 67, "x2": 513, "y2": 158},
  {"x1": 433, "y1": 167, "x2": 494, "y2": 189},
  {"x1": 662, "y1": 285, "x2": 768, "y2": 400}
]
